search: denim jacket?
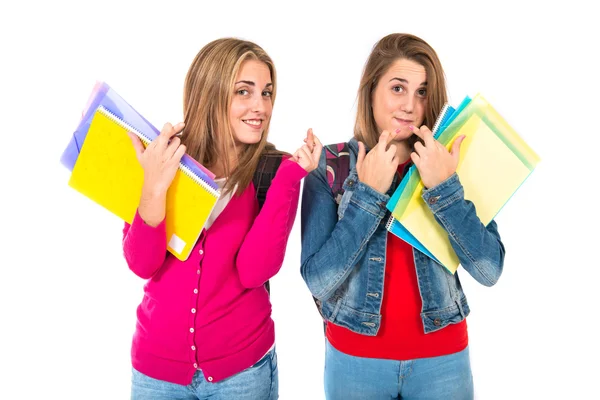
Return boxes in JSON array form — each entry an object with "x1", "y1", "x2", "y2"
[{"x1": 300, "y1": 139, "x2": 505, "y2": 335}]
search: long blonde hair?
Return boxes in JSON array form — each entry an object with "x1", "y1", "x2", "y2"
[
  {"x1": 354, "y1": 33, "x2": 448, "y2": 150},
  {"x1": 183, "y1": 38, "x2": 280, "y2": 195}
]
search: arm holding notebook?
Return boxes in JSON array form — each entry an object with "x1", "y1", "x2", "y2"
[
  {"x1": 121, "y1": 121, "x2": 186, "y2": 279},
  {"x1": 410, "y1": 124, "x2": 505, "y2": 286},
  {"x1": 130, "y1": 121, "x2": 186, "y2": 227},
  {"x1": 421, "y1": 173, "x2": 505, "y2": 286}
]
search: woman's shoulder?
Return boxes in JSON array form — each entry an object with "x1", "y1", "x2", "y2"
[{"x1": 261, "y1": 142, "x2": 291, "y2": 159}]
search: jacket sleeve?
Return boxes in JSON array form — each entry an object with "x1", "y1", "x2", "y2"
[
  {"x1": 300, "y1": 149, "x2": 389, "y2": 301},
  {"x1": 422, "y1": 173, "x2": 506, "y2": 286},
  {"x1": 122, "y1": 210, "x2": 167, "y2": 279},
  {"x1": 235, "y1": 159, "x2": 307, "y2": 288}
]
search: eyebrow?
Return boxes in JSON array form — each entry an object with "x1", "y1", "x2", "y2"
[
  {"x1": 389, "y1": 77, "x2": 427, "y2": 86},
  {"x1": 235, "y1": 80, "x2": 273, "y2": 88}
]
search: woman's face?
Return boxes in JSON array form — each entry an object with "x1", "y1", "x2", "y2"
[
  {"x1": 372, "y1": 58, "x2": 428, "y2": 142},
  {"x1": 229, "y1": 59, "x2": 273, "y2": 148}
]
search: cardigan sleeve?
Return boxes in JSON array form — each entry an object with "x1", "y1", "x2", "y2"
[
  {"x1": 235, "y1": 159, "x2": 307, "y2": 288},
  {"x1": 122, "y1": 210, "x2": 168, "y2": 279}
]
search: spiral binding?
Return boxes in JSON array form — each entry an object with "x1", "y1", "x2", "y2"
[
  {"x1": 384, "y1": 214, "x2": 395, "y2": 231},
  {"x1": 431, "y1": 103, "x2": 450, "y2": 137},
  {"x1": 97, "y1": 106, "x2": 220, "y2": 198}
]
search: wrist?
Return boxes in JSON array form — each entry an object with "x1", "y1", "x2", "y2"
[{"x1": 141, "y1": 182, "x2": 168, "y2": 199}]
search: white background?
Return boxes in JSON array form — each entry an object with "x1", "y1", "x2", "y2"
[{"x1": 1, "y1": 1, "x2": 598, "y2": 399}]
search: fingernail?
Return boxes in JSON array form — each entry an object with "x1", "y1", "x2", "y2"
[
  {"x1": 395, "y1": 128, "x2": 401, "y2": 133},
  {"x1": 409, "y1": 125, "x2": 414, "y2": 130}
]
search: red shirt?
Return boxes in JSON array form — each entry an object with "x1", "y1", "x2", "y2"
[{"x1": 327, "y1": 167, "x2": 468, "y2": 360}]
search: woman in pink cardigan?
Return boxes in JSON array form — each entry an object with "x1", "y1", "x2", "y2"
[{"x1": 124, "y1": 37, "x2": 322, "y2": 400}]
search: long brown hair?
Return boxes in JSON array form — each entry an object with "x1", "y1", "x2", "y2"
[
  {"x1": 354, "y1": 33, "x2": 448, "y2": 150},
  {"x1": 183, "y1": 38, "x2": 283, "y2": 195}
]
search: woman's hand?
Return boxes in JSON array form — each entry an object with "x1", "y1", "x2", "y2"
[
  {"x1": 127, "y1": 122, "x2": 186, "y2": 227},
  {"x1": 294, "y1": 128, "x2": 323, "y2": 173},
  {"x1": 409, "y1": 124, "x2": 465, "y2": 189},
  {"x1": 356, "y1": 130, "x2": 399, "y2": 194},
  {"x1": 127, "y1": 122, "x2": 187, "y2": 196}
]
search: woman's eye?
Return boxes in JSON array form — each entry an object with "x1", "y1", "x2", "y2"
[
  {"x1": 262, "y1": 91, "x2": 273, "y2": 97},
  {"x1": 392, "y1": 86, "x2": 404, "y2": 93},
  {"x1": 237, "y1": 89, "x2": 249, "y2": 95}
]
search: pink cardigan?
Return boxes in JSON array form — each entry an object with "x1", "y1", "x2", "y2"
[{"x1": 122, "y1": 159, "x2": 307, "y2": 385}]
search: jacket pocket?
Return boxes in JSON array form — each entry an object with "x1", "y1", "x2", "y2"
[{"x1": 421, "y1": 304, "x2": 466, "y2": 334}]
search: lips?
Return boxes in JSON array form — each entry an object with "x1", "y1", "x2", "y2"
[
  {"x1": 242, "y1": 119, "x2": 263, "y2": 129},
  {"x1": 393, "y1": 117, "x2": 413, "y2": 126}
]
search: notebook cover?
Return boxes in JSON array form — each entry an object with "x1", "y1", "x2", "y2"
[{"x1": 68, "y1": 108, "x2": 220, "y2": 261}]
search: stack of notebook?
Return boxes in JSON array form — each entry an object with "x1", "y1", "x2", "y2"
[
  {"x1": 385, "y1": 94, "x2": 540, "y2": 273},
  {"x1": 61, "y1": 81, "x2": 220, "y2": 261}
]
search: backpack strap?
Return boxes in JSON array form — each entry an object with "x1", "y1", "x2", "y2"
[
  {"x1": 253, "y1": 152, "x2": 284, "y2": 211},
  {"x1": 313, "y1": 142, "x2": 350, "y2": 332},
  {"x1": 252, "y1": 148, "x2": 286, "y2": 296},
  {"x1": 324, "y1": 142, "x2": 351, "y2": 204}
]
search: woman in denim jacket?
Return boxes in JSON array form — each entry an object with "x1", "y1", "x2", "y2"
[{"x1": 300, "y1": 33, "x2": 505, "y2": 400}]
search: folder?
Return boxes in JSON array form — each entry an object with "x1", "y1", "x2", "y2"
[
  {"x1": 68, "y1": 106, "x2": 220, "y2": 261},
  {"x1": 386, "y1": 94, "x2": 540, "y2": 273}
]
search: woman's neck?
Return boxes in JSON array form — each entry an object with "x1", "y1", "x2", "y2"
[
  {"x1": 393, "y1": 140, "x2": 412, "y2": 164},
  {"x1": 209, "y1": 145, "x2": 241, "y2": 179}
]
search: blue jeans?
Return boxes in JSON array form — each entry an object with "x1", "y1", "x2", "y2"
[
  {"x1": 131, "y1": 348, "x2": 278, "y2": 400},
  {"x1": 325, "y1": 339, "x2": 473, "y2": 400}
]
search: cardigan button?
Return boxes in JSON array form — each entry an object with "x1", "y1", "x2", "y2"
[{"x1": 208, "y1": 377, "x2": 213, "y2": 382}]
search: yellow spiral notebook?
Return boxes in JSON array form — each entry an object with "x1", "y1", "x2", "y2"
[{"x1": 68, "y1": 106, "x2": 220, "y2": 261}]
